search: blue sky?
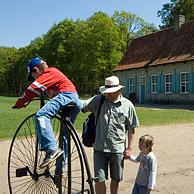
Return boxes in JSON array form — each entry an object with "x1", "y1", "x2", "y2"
[{"x1": 0, "y1": 0, "x2": 169, "y2": 48}]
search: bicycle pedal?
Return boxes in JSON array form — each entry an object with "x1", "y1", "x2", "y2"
[{"x1": 16, "y1": 167, "x2": 28, "y2": 177}]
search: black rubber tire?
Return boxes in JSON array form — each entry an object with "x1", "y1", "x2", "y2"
[{"x1": 7, "y1": 114, "x2": 85, "y2": 194}]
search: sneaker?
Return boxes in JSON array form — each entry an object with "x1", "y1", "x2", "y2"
[{"x1": 39, "y1": 148, "x2": 64, "y2": 169}]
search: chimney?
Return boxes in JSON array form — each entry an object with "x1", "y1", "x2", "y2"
[{"x1": 175, "y1": 15, "x2": 185, "y2": 30}]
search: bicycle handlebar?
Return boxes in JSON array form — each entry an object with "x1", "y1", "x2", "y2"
[{"x1": 12, "y1": 95, "x2": 49, "y2": 109}]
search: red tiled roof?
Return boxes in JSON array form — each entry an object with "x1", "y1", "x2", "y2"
[{"x1": 114, "y1": 20, "x2": 194, "y2": 71}]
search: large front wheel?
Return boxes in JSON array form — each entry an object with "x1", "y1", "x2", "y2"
[{"x1": 7, "y1": 114, "x2": 85, "y2": 194}]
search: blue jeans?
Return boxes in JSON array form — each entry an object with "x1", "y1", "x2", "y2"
[
  {"x1": 132, "y1": 183, "x2": 150, "y2": 194},
  {"x1": 34, "y1": 92, "x2": 81, "y2": 151}
]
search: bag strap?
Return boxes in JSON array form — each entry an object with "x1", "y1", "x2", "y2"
[{"x1": 95, "y1": 95, "x2": 105, "y2": 125}]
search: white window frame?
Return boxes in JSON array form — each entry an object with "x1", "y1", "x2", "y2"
[
  {"x1": 165, "y1": 74, "x2": 172, "y2": 93},
  {"x1": 180, "y1": 72, "x2": 189, "y2": 93},
  {"x1": 129, "y1": 77, "x2": 135, "y2": 93},
  {"x1": 139, "y1": 76, "x2": 145, "y2": 86},
  {"x1": 151, "y1": 75, "x2": 157, "y2": 93}
]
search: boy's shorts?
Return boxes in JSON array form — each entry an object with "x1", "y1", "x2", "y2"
[{"x1": 94, "y1": 150, "x2": 124, "y2": 182}]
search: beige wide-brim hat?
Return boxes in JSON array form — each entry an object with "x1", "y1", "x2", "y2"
[{"x1": 99, "y1": 75, "x2": 124, "y2": 94}]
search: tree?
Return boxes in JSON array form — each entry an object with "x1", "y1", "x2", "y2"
[
  {"x1": 158, "y1": 0, "x2": 194, "y2": 29},
  {"x1": 76, "y1": 12, "x2": 124, "y2": 94},
  {"x1": 0, "y1": 47, "x2": 19, "y2": 94},
  {"x1": 42, "y1": 19, "x2": 77, "y2": 71},
  {"x1": 0, "y1": 11, "x2": 159, "y2": 96},
  {"x1": 112, "y1": 11, "x2": 157, "y2": 48},
  {"x1": 40, "y1": 13, "x2": 124, "y2": 95}
]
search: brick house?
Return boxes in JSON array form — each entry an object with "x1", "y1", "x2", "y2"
[{"x1": 113, "y1": 16, "x2": 194, "y2": 104}]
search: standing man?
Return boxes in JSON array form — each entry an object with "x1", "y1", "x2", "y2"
[{"x1": 81, "y1": 75, "x2": 139, "y2": 194}]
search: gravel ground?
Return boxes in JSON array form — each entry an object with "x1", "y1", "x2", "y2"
[{"x1": 1, "y1": 123, "x2": 194, "y2": 194}]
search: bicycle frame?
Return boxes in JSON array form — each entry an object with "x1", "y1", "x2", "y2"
[
  {"x1": 8, "y1": 95, "x2": 95, "y2": 194},
  {"x1": 63, "y1": 117, "x2": 95, "y2": 194}
]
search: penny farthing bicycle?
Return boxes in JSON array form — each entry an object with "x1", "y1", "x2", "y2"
[{"x1": 8, "y1": 96, "x2": 94, "y2": 194}]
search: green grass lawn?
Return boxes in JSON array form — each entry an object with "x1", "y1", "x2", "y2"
[
  {"x1": 1, "y1": 96, "x2": 194, "y2": 140},
  {"x1": 0, "y1": 96, "x2": 89, "y2": 140},
  {"x1": 136, "y1": 106, "x2": 194, "y2": 126}
]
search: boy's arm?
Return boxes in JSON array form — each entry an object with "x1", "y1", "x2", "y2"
[
  {"x1": 147, "y1": 156, "x2": 157, "y2": 190},
  {"x1": 129, "y1": 152, "x2": 141, "y2": 162},
  {"x1": 14, "y1": 87, "x2": 39, "y2": 108}
]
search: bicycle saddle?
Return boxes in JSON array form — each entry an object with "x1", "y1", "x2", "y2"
[{"x1": 60, "y1": 103, "x2": 75, "y2": 117}]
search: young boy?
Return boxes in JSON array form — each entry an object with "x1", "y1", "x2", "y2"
[
  {"x1": 129, "y1": 134, "x2": 157, "y2": 194},
  {"x1": 13, "y1": 57, "x2": 81, "y2": 169}
]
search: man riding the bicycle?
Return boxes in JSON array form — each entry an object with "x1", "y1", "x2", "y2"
[{"x1": 13, "y1": 57, "x2": 81, "y2": 169}]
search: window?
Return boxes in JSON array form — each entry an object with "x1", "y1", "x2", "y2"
[
  {"x1": 165, "y1": 74, "x2": 172, "y2": 93},
  {"x1": 180, "y1": 72, "x2": 188, "y2": 93},
  {"x1": 151, "y1": 75, "x2": 157, "y2": 93},
  {"x1": 139, "y1": 76, "x2": 145, "y2": 85},
  {"x1": 129, "y1": 77, "x2": 135, "y2": 93}
]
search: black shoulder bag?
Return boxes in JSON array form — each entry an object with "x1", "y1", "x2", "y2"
[{"x1": 82, "y1": 95, "x2": 105, "y2": 147}]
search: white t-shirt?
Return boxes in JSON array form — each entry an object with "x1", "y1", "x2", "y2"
[{"x1": 130, "y1": 151, "x2": 157, "y2": 189}]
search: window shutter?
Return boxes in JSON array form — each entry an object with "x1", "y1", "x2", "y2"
[
  {"x1": 172, "y1": 73, "x2": 176, "y2": 93},
  {"x1": 160, "y1": 74, "x2": 164, "y2": 93},
  {"x1": 176, "y1": 73, "x2": 180, "y2": 93},
  {"x1": 189, "y1": 72, "x2": 192, "y2": 93},
  {"x1": 193, "y1": 72, "x2": 194, "y2": 92},
  {"x1": 134, "y1": 77, "x2": 137, "y2": 92},
  {"x1": 148, "y1": 76, "x2": 151, "y2": 93},
  {"x1": 158, "y1": 74, "x2": 161, "y2": 93}
]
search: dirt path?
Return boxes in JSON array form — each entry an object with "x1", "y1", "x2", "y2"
[{"x1": 1, "y1": 123, "x2": 194, "y2": 194}]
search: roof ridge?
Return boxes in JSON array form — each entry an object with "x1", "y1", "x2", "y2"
[{"x1": 114, "y1": 20, "x2": 194, "y2": 71}]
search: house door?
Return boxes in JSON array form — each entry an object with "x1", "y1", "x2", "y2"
[{"x1": 139, "y1": 76, "x2": 146, "y2": 104}]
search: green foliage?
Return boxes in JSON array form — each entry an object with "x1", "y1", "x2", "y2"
[
  {"x1": 0, "y1": 47, "x2": 19, "y2": 94},
  {"x1": 76, "y1": 12, "x2": 124, "y2": 93},
  {"x1": 157, "y1": 0, "x2": 194, "y2": 29},
  {"x1": 42, "y1": 19, "x2": 77, "y2": 68},
  {"x1": 0, "y1": 11, "x2": 157, "y2": 96},
  {"x1": 112, "y1": 11, "x2": 158, "y2": 44}
]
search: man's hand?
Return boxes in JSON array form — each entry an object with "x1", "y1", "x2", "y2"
[{"x1": 124, "y1": 147, "x2": 132, "y2": 159}]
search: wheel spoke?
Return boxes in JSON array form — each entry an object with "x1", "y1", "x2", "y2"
[{"x1": 8, "y1": 114, "x2": 89, "y2": 194}]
